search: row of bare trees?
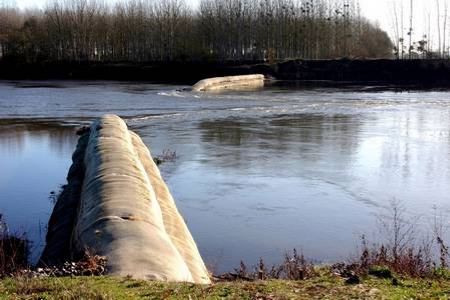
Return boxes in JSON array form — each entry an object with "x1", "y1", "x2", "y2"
[
  {"x1": 0, "y1": 0, "x2": 393, "y2": 63},
  {"x1": 390, "y1": 0, "x2": 450, "y2": 59}
]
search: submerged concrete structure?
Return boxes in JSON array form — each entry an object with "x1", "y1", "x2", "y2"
[
  {"x1": 40, "y1": 115, "x2": 210, "y2": 284},
  {"x1": 192, "y1": 74, "x2": 265, "y2": 91}
]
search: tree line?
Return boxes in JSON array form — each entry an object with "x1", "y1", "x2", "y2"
[
  {"x1": 0, "y1": 0, "x2": 393, "y2": 63},
  {"x1": 389, "y1": 0, "x2": 450, "y2": 59}
]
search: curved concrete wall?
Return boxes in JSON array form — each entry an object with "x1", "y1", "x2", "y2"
[
  {"x1": 41, "y1": 115, "x2": 210, "y2": 284},
  {"x1": 192, "y1": 74, "x2": 264, "y2": 91}
]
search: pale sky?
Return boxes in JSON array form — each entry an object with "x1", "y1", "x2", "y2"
[{"x1": 11, "y1": 0, "x2": 442, "y2": 47}]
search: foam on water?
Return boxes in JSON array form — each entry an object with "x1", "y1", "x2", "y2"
[{"x1": 157, "y1": 90, "x2": 188, "y2": 98}]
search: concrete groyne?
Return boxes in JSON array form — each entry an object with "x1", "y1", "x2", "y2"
[
  {"x1": 192, "y1": 74, "x2": 265, "y2": 92},
  {"x1": 40, "y1": 115, "x2": 210, "y2": 284}
]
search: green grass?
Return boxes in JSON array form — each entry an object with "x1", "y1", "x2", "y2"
[{"x1": 1, "y1": 269, "x2": 450, "y2": 299}]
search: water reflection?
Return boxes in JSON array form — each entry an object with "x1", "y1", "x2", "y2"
[
  {"x1": 0, "y1": 121, "x2": 78, "y2": 263},
  {"x1": 200, "y1": 119, "x2": 251, "y2": 146},
  {"x1": 198, "y1": 113, "x2": 362, "y2": 173},
  {"x1": 0, "y1": 120, "x2": 77, "y2": 155},
  {"x1": 201, "y1": 114, "x2": 361, "y2": 146},
  {"x1": 185, "y1": 109, "x2": 450, "y2": 270}
]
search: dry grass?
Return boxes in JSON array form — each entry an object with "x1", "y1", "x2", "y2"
[
  {"x1": 356, "y1": 235, "x2": 435, "y2": 278},
  {"x1": 5, "y1": 276, "x2": 112, "y2": 299},
  {"x1": 75, "y1": 250, "x2": 107, "y2": 276},
  {"x1": 0, "y1": 214, "x2": 29, "y2": 277},
  {"x1": 217, "y1": 249, "x2": 316, "y2": 282},
  {"x1": 153, "y1": 149, "x2": 177, "y2": 165},
  {"x1": 3, "y1": 270, "x2": 450, "y2": 299},
  {"x1": 32, "y1": 249, "x2": 107, "y2": 277},
  {"x1": 351, "y1": 200, "x2": 450, "y2": 279}
]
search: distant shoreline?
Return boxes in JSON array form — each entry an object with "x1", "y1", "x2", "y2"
[{"x1": 2, "y1": 59, "x2": 450, "y2": 86}]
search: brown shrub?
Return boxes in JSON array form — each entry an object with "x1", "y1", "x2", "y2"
[
  {"x1": 0, "y1": 214, "x2": 29, "y2": 277},
  {"x1": 218, "y1": 249, "x2": 316, "y2": 281}
]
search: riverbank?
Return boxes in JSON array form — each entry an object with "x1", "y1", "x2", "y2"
[
  {"x1": 2, "y1": 59, "x2": 450, "y2": 86},
  {"x1": 1, "y1": 268, "x2": 450, "y2": 299}
]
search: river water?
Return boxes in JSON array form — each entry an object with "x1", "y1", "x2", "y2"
[{"x1": 0, "y1": 80, "x2": 449, "y2": 271}]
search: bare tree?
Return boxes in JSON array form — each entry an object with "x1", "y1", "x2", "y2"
[
  {"x1": 408, "y1": 0, "x2": 413, "y2": 59},
  {"x1": 0, "y1": 0, "x2": 394, "y2": 62},
  {"x1": 442, "y1": 0, "x2": 448, "y2": 57}
]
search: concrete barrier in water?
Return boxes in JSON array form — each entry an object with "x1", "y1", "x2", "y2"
[
  {"x1": 40, "y1": 115, "x2": 210, "y2": 284},
  {"x1": 192, "y1": 74, "x2": 265, "y2": 92}
]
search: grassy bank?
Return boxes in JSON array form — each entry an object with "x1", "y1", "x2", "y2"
[{"x1": 1, "y1": 268, "x2": 450, "y2": 299}]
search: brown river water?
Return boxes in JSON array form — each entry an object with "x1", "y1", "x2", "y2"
[{"x1": 0, "y1": 80, "x2": 449, "y2": 272}]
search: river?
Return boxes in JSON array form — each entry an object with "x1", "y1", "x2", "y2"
[{"x1": 0, "y1": 80, "x2": 449, "y2": 272}]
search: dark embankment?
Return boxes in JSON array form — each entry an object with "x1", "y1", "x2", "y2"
[
  {"x1": 0, "y1": 60, "x2": 268, "y2": 84},
  {"x1": 2, "y1": 59, "x2": 450, "y2": 86},
  {"x1": 274, "y1": 59, "x2": 450, "y2": 85}
]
